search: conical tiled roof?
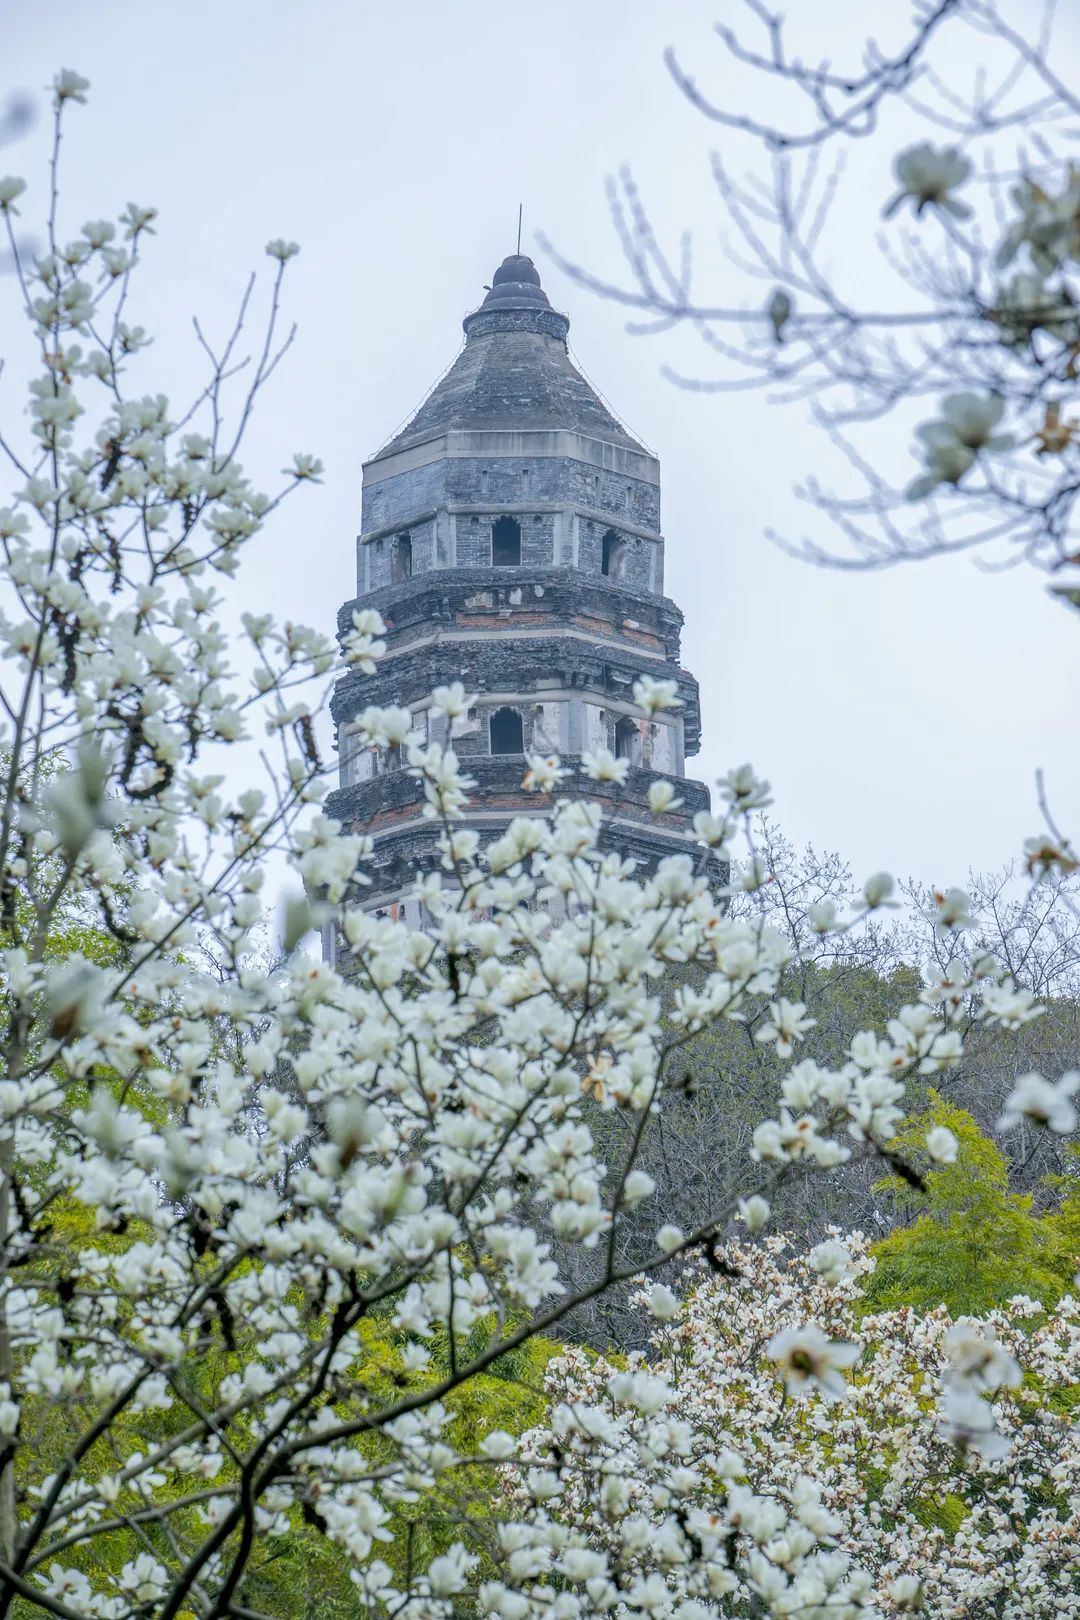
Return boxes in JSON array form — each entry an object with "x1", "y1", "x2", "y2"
[{"x1": 374, "y1": 255, "x2": 646, "y2": 460}]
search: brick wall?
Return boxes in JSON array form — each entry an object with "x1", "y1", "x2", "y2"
[
  {"x1": 577, "y1": 516, "x2": 660, "y2": 592},
  {"x1": 364, "y1": 516, "x2": 437, "y2": 592},
  {"x1": 356, "y1": 452, "x2": 665, "y2": 597}
]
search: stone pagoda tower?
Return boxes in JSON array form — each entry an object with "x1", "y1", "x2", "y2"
[{"x1": 326, "y1": 253, "x2": 712, "y2": 923}]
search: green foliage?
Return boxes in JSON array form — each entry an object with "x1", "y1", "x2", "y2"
[
  {"x1": 234, "y1": 1324, "x2": 557, "y2": 1618},
  {"x1": 864, "y1": 1096, "x2": 1079, "y2": 1314},
  {"x1": 13, "y1": 1255, "x2": 559, "y2": 1620},
  {"x1": 786, "y1": 962, "x2": 925, "y2": 1068},
  {"x1": 0, "y1": 751, "x2": 129, "y2": 967},
  {"x1": 913, "y1": 1491, "x2": 969, "y2": 1539}
]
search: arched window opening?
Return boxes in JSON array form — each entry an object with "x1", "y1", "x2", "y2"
[
  {"x1": 490, "y1": 707, "x2": 524, "y2": 754},
  {"x1": 492, "y1": 516, "x2": 521, "y2": 567},
  {"x1": 614, "y1": 715, "x2": 641, "y2": 765},
  {"x1": 392, "y1": 533, "x2": 412, "y2": 582},
  {"x1": 601, "y1": 529, "x2": 625, "y2": 579}
]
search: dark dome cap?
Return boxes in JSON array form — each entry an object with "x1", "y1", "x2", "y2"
[
  {"x1": 463, "y1": 253, "x2": 569, "y2": 340},
  {"x1": 480, "y1": 254, "x2": 551, "y2": 310},
  {"x1": 491, "y1": 254, "x2": 543, "y2": 289}
]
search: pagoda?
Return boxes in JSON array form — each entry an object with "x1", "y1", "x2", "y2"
[{"x1": 326, "y1": 254, "x2": 712, "y2": 922}]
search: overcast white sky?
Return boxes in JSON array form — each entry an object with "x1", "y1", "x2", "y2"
[{"x1": 6, "y1": 0, "x2": 1080, "y2": 892}]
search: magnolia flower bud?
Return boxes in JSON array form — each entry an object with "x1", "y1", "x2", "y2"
[
  {"x1": 645, "y1": 1284, "x2": 680, "y2": 1321},
  {"x1": 0, "y1": 176, "x2": 26, "y2": 211},
  {"x1": 739, "y1": 1195, "x2": 771, "y2": 1232},
  {"x1": 925, "y1": 1126, "x2": 959, "y2": 1165},
  {"x1": 655, "y1": 1223, "x2": 684, "y2": 1254},
  {"x1": 863, "y1": 871, "x2": 895, "y2": 908},
  {"x1": 649, "y1": 780, "x2": 682, "y2": 816}
]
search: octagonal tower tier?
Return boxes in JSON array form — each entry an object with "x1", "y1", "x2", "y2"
[{"x1": 327, "y1": 253, "x2": 713, "y2": 921}]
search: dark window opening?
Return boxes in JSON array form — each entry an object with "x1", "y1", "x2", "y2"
[
  {"x1": 490, "y1": 707, "x2": 524, "y2": 754},
  {"x1": 614, "y1": 715, "x2": 640, "y2": 764},
  {"x1": 392, "y1": 533, "x2": 412, "y2": 582},
  {"x1": 601, "y1": 529, "x2": 625, "y2": 579},
  {"x1": 492, "y1": 516, "x2": 522, "y2": 567}
]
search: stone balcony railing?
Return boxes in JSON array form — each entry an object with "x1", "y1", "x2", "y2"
[
  {"x1": 326, "y1": 756, "x2": 711, "y2": 841},
  {"x1": 337, "y1": 566, "x2": 686, "y2": 662}
]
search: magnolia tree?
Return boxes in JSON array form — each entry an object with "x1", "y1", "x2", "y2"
[
  {"x1": 0, "y1": 70, "x2": 1077, "y2": 1620},
  {"x1": 549, "y1": 0, "x2": 1080, "y2": 589},
  {"x1": 517, "y1": 1237, "x2": 1080, "y2": 1618},
  {"x1": 739, "y1": 834, "x2": 1080, "y2": 1190},
  {"x1": 566, "y1": 830, "x2": 1080, "y2": 1352}
]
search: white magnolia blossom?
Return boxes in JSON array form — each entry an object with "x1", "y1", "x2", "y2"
[
  {"x1": 929, "y1": 882, "x2": 975, "y2": 934},
  {"x1": 647, "y1": 779, "x2": 683, "y2": 816},
  {"x1": 718, "y1": 763, "x2": 772, "y2": 811},
  {"x1": 738, "y1": 1195, "x2": 772, "y2": 1233},
  {"x1": 522, "y1": 751, "x2": 570, "y2": 792},
  {"x1": 907, "y1": 395, "x2": 1013, "y2": 499},
  {"x1": 581, "y1": 746, "x2": 629, "y2": 784},
  {"x1": 807, "y1": 896, "x2": 838, "y2": 933},
  {"x1": 1023, "y1": 832, "x2": 1079, "y2": 881},
  {"x1": 884, "y1": 141, "x2": 973, "y2": 219},
  {"x1": 766, "y1": 1320, "x2": 861, "y2": 1399},
  {"x1": 53, "y1": 67, "x2": 91, "y2": 103},
  {"x1": 863, "y1": 871, "x2": 896, "y2": 908},
  {"x1": 925, "y1": 1124, "x2": 959, "y2": 1164},
  {"x1": 755, "y1": 996, "x2": 816, "y2": 1058},
  {"x1": 997, "y1": 1070, "x2": 1080, "y2": 1135},
  {"x1": 430, "y1": 681, "x2": 476, "y2": 719},
  {"x1": 0, "y1": 175, "x2": 26, "y2": 211},
  {"x1": 980, "y1": 976, "x2": 1043, "y2": 1028},
  {"x1": 632, "y1": 675, "x2": 681, "y2": 715}
]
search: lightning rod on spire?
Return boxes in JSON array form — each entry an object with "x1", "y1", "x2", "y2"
[{"x1": 516, "y1": 203, "x2": 522, "y2": 256}]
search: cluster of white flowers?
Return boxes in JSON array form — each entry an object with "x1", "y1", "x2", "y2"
[
  {"x1": 0, "y1": 73, "x2": 1075, "y2": 1620},
  {"x1": 892, "y1": 143, "x2": 1080, "y2": 515},
  {"x1": 997, "y1": 168, "x2": 1080, "y2": 276},
  {"x1": 887, "y1": 129, "x2": 1080, "y2": 570},
  {"x1": 518, "y1": 1239, "x2": 1080, "y2": 1619}
]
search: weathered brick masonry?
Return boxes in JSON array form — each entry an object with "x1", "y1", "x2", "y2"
[{"x1": 326, "y1": 253, "x2": 715, "y2": 923}]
